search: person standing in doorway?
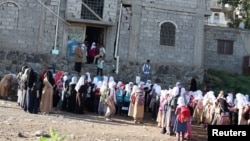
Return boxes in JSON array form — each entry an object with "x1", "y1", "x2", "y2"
[
  {"x1": 94, "y1": 43, "x2": 106, "y2": 64},
  {"x1": 74, "y1": 43, "x2": 84, "y2": 76},
  {"x1": 142, "y1": 60, "x2": 151, "y2": 82}
]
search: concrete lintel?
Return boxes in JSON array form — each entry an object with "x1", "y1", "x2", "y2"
[
  {"x1": 121, "y1": 0, "x2": 132, "y2": 5},
  {"x1": 66, "y1": 17, "x2": 115, "y2": 26}
]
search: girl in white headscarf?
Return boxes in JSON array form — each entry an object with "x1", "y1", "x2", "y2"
[
  {"x1": 202, "y1": 91, "x2": 216, "y2": 127},
  {"x1": 230, "y1": 93, "x2": 248, "y2": 125},
  {"x1": 128, "y1": 85, "x2": 138, "y2": 117},
  {"x1": 105, "y1": 81, "x2": 117, "y2": 121},
  {"x1": 98, "y1": 81, "x2": 108, "y2": 115},
  {"x1": 156, "y1": 90, "x2": 168, "y2": 128},
  {"x1": 123, "y1": 84, "x2": 131, "y2": 115},
  {"x1": 93, "y1": 81, "x2": 102, "y2": 113},
  {"x1": 192, "y1": 90, "x2": 204, "y2": 124},
  {"x1": 173, "y1": 96, "x2": 189, "y2": 141},
  {"x1": 67, "y1": 76, "x2": 78, "y2": 113},
  {"x1": 89, "y1": 42, "x2": 97, "y2": 63},
  {"x1": 74, "y1": 75, "x2": 86, "y2": 114},
  {"x1": 108, "y1": 76, "x2": 115, "y2": 84},
  {"x1": 85, "y1": 72, "x2": 92, "y2": 83},
  {"x1": 103, "y1": 76, "x2": 108, "y2": 82},
  {"x1": 226, "y1": 91, "x2": 234, "y2": 107}
]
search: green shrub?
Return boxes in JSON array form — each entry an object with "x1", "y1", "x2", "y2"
[{"x1": 205, "y1": 69, "x2": 250, "y2": 95}]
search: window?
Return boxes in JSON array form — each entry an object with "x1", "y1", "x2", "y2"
[
  {"x1": 160, "y1": 22, "x2": 176, "y2": 46},
  {"x1": 214, "y1": 13, "x2": 219, "y2": 24},
  {"x1": 217, "y1": 40, "x2": 234, "y2": 55},
  {"x1": 81, "y1": 0, "x2": 104, "y2": 20}
]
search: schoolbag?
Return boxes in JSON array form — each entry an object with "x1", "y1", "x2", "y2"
[
  {"x1": 124, "y1": 91, "x2": 130, "y2": 103},
  {"x1": 116, "y1": 88, "x2": 123, "y2": 103},
  {"x1": 100, "y1": 88, "x2": 109, "y2": 103},
  {"x1": 178, "y1": 106, "x2": 191, "y2": 123}
]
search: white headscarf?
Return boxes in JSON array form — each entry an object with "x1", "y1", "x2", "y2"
[
  {"x1": 131, "y1": 85, "x2": 138, "y2": 94},
  {"x1": 160, "y1": 90, "x2": 168, "y2": 100},
  {"x1": 245, "y1": 94, "x2": 249, "y2": 101},
  {"x1": 176, "y1": 82, "x2": 181, "y2": 87},
  {"x1": 145, "y1": 80, "x2": 151, "y2": 88},
  {"x1": 63, "y1": 76, "x2": 68, "y2": 82},
  {"x1": 235, "y1": 93, "x2": 248, "y2": 109},
  {"x1": 85, "y1": 72, "x2": 91, "y2": 83},
  {"x1": 91, "y1": 42, "x2": 96, "y2": 49},
  {"x1": 203, "y1": 91, "x2": 216, "y2": 106},
  {"x1": 155, "y1": 85, "x2": 162, "y2": 95},
  {"x1": 226, "y1": 92, "x2": 234, "y2": 104},
  {"x1": 172, "y1": 82, "x2": 185, "y2": 97},
  {"x1": 109, "y1": 76, "x2": 114, "y2": 82},
  {"x1": 75, "y1": 75, "x2": 85, "y2": 92},
  {"x1": 103, "y1": 76, "x2": 108, "y2": 82},
  {"x1": 97, "y1": 81, "x2": 102, "y2": 89},
  {"x1": 21, "y1": 68, "x2": 29, "y2": 81},
  {"x1": 92, "y1": 77, "x2": 98, "y2": 86},
  {"x1": 125, "y1": 84, "x2": 130, "y2": 92},
  {"x1": 177, "y1": 96, "x2": 186, "y2": 107},
  {"x1": 70, "y1": 76, "x2": 78, "y2": 85},
  {"x1": 194, "y1": 90, "x2": 203, "y2": 100},
  {"x1": 109, "y1": 81, "x2": 116, "y2": 89},
  {"x1": 116, "y1": 81, "x2": 122, "y2": 88},
  {"x1": 100, "y1": 81, "x2": 108, "y2": 93}
]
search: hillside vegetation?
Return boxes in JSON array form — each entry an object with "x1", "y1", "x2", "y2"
[{"x1": 204, "y1": 69, "x2": 250, "y2": 95}]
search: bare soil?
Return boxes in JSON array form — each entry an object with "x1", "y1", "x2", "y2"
[{"x1": 0, "y1": 99, "x2": 207, "y2": 141}]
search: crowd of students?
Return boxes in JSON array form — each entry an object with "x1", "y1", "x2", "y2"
[{"x1": 0, "y1": 67, "x2": 250, "y2": 141}]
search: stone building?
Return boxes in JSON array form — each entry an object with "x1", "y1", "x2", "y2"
[{"x1": 0, "y1": 0, "x2": 250, "y2": 86}]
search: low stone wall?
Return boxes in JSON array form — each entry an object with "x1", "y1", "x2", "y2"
[{"x1": 0, "y1": 50, "x2": 204, "y2": 89}]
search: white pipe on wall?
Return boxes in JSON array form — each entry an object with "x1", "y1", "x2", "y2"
[
  {"x1": 114, "y1": 2, "x2": 123, "y2": 74},
  {"x1": 54, "y1": 0, "x2": 60, "y2": 50}
]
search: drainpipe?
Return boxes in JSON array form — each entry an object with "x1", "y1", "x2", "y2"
[
  {"x1": 114, "y1": 2, "x2": 123, "y2": 74},
  {"x1": 53, "y1": 0, "x2": 60, "y2": 53}
]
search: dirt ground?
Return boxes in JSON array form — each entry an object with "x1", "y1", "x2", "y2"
[{"x1": 0, "y1": 99, "x2": 207, "y2": 141}]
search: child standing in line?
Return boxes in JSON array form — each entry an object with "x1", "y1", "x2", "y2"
[
  {"x1": 173, "y1": 97, "x2": 190, "y2": 141},
  {"x1": 97, "y1": 56, "x2": 104, "y2": 76}
]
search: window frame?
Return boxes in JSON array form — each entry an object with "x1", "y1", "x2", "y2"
[
  {"x1": 160, "y1": 22, "x2": 176, "y2": 46},
  {"x1": 217, "y1": 39, "x2": 234, "y2": 55}
]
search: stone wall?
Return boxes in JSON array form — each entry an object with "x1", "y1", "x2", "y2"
[
  {"x1": 144, "y1": 0, "x2": 197, "y2": 9},
  {"x1": 204, "y1": 26, "x2": 250, "y2": 74},
  {"x1": 0, "y1": 50, "x2": 204, "y2": 89},
  {"x1": 0, "y1": 0, "x2": 66, "y2": 55},
  {"x1": 65, "y1": 0, "x2": 82, "y2": 19},
  {"x1": 117, "y1": 0, "x2": 198, "y2": 65}
]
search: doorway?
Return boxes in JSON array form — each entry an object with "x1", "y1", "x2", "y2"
[
  {"x1": 85, "y1": 26, "x2": 105, "y2": 46},
  {"x1": 85, "y1": 26, "x2": 105, "y2": 63}
]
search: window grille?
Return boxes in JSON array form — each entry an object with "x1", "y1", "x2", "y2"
[
  {"x1": 81, "y1": 0, "x2": 104, "y2": 20},
  {"x1": 160, "y1": 22, "x2": 176, "y2": 46},
  {"x1": 217, "y1": 40, "x2": 234, "y2": 55}
]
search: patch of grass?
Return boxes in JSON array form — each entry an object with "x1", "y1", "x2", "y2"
[
  {"x1": 38, "y1": 128, "x2": 66, "y2": 141},
  {"x1": 204, "y1": 69, "x2": 250, "y2": 95}
]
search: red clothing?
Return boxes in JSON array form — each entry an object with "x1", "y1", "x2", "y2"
[{"x1": 89, "y1": 48, "x2": 97, "y2": 57}]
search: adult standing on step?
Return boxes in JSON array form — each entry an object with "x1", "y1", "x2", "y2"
[
  {"x1": 74, "y1": 43, "x2": 84, "y2": 76},
  {"x1": 142, "y1": 59, "x2": 151, "y2": 82}
]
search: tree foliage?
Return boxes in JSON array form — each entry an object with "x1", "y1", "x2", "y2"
[{"x1": 219, "y1": 0, "x2": 250, "y2": 29}]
